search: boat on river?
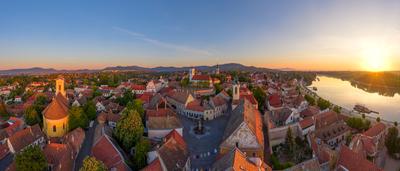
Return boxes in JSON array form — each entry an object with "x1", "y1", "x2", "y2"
[{"x1": 353, "y1": 104, "x2": 379, "y2": 114}]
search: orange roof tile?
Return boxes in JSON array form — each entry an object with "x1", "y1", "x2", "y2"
[
  {"x1": 141, "y1": 158, "x2": 162, "y2": 171},
  {"x1": 43, "y1": 143, "x2": 73, "y2": 171},
  {"x1": 363, "y1": 123, "x2": 386, "y2": 138},
  {"x1": 337, "y1": 145, "x2": 383, "y2": 171},
  {"x1": 43, "y1": 93, "x2": 69, "y2": 120}
]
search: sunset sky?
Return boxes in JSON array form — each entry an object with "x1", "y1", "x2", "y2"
[{"x1": 1, "y1": 0, "x2": 399, "y2": 71}]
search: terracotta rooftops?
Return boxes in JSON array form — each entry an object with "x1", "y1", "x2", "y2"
[
  {"x1": 131, "y1": 84, "x2": 146, "y2": 90},
  {"x1": 43, "y1": 93, "x2": 69, "y2": 120},
  {"x1": 8, "y1": 124, "x2": 44, "y2": 152},
  {"x1": 299, "y1": 117, "x2": 315, "y2": 129},
  {"x1": 212, "y1": 148, "x2": 271, "y2": 171},
  {"x1": 43, "y1": 143, "x2": 73, "y2": 171},
  {"x1": 91, "y1": 135, "x2": 130, "y2": 171},
  {"x1": 363, "y1": 123, "x2": 386, "y2": 138},
  {"x1": 191, "y1": 75, "x2": 211, "y2": 81},
  {"x1": 158, "y1": 130, "x2": 189, "y2": 170},
  {"x1": 337, "y1": 145, "x2": 383, "y2": 171},
  {"x1": 141, "y1": 158, "x2": 162, "y2": 171},
  {"x1": 147, "y1": 110, "x2": 182, "y2": 130}
]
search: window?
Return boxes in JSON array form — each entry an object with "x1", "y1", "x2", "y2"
[
  {"x1": 53, "y1": 125, "x2": 56, "y2": 132},
  {"x1": 63, "y1": 123, "x2": 65, "y2": 130},
  {"x1": 236, "y1": 142, "x2": 239, "y2": 147},
  {"x1": 235, "y1": 87, "x2": 238, "y2": 94},
  {"x1": 58, "y1": 85, "x2": 61, "y2": 91}
]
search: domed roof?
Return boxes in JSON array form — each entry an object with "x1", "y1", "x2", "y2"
[{"x1": 43, "y1": 93, "x2": 69, "y2": 120}]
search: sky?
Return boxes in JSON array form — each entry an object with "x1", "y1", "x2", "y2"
[{"x1": 0, "y1": 0, "x2": 400, "y2": 71}]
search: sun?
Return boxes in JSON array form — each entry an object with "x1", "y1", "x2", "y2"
[{"x1": 361, "y1": 47, "x2": 390, "y2": 72}]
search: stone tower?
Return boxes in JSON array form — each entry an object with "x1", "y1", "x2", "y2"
[
  {"x1": 55, "y1": 77, "x2": 66, "y2": 97},
  {"x1": 216, "y1": 64, "x2": 220, "y2": 75},
  {"x1": 232, "y1": 82, "x2": 240, "y2": 101},
  {"x1": 189, "y1": 68, "x2": 195, "y2": 81}
]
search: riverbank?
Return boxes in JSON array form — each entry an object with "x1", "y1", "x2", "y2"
[{"x1": 300, "y1": 80, "x2": 397, "y2": 126}]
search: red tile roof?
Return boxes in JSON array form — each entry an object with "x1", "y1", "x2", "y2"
[
  {"x1": 137, "y1": 93, "x2": 153, "y2": 104},
  {"x1": 43, "y1": 93, "x2": 69, "y2": 120},
  {"x1": 92, "y1": 135, "x2": 129, "y2": 171},
  {"x1": 268, "y1": 94, "x2": 282, "y2": 108},
  {"x1": 141, "y1": 158, "x2": 162, "y2": 171},
  {"x1": 213, "y1": 148, "x2": 271, "y2": 171},
  {"x1": 64, "y1": 127, "x2": 85, "y2": 157},
  {"x1": 8, "y1": 124, "x2": 44, "y2": 152},
  {"x1": 43, "y1": 143, "x2": 73, "y2": 171},
  {"x1": 337, "y1": 145, "x2": 383, "y2": 171},
  {"x1": 192, "y1": 75, "x2": 211, "y2": 81},
  {"x1": 186, "y1": 100, "x2": 205, "y2": 112},
  {"x1": 211, "y1": 96, "x2": 227, "y2": 106},
  {"x1": 131, "y1": 85, "x2": 146, "y2": 90},
  {"x1": 4, "y1": 117, "x2": 23, "y2": 137},
  {"x1": 300, "y1": 106, "x2": 320, "y2": 118},
  {"x1": 363, "y1": 123, "x2": 386, "y2": 138},
  {"x1": 158, "y1": 130, "x2": 189, "y2": 170},
  {"x1": 146, "y1": 108, "x2": 175, "y2": 119},
  {"x1": 299, "y1": 117, "x2": 314, "y2": 129}
]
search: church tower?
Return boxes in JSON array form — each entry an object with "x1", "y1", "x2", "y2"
[
  {"x1": 55, "y1": 77, "x2": 66, "y2": 97},
  {"x1": 232, "y1": 82, "x2": 240, "y2": 101},
  {"x1": 215, "y1": 64, "x2": 220, "y2": 75},
  {"x1": 189, "y1": 68, "x2": 195, "y2": 81},
  {"x1": 43, "y1": 77, "x2": 69, "y2": 138}
]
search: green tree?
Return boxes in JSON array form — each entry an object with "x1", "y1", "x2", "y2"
[
  {"x1": 317, "y1": 98, "x2": 330, "y2": 110},
  {"x1": 83, "y1": 101, "x2": 97, "y2": 120},
  {"x1": 214, "y1": 84, "x2": 223, "y2": 94},
  {"x1": 116, "y1": 90, "x2": 135, "y2": 106},
  {"x1": 80, "y1": 156, "x2": 107, "y2": 171},
  {"x1": 376, "y1": 117, "x2": 381, "y2": 122},
  {"x1": 304, "y1": 94, "x2": 315, "y2": 106},
  {"x1": 126, "y1": 100, "x2": 144, "y2": 118},
  {"x1": 395, "y1": 122, "x2": 398, "y2": 127},
  {"x1": 24, "y1": 106, "x2": 41, "y2": 126},
  {"x1": 0, "y1": 100, "x2": 9, "y2": 119},
  {"x1": 69, "y1": 106, "x2": 89, "y2": 130},
  {"x1": 252, "y1": 86, "x2": 266, "y2": 110},
  {"x1": 15, "y1": 145, "x2": 47, "y2": 171},
  {"x1": 180, "y1": 78, "x2": 190, "y2": 87},
  {"x1": 133, "y1": 138, "x2": 150, "y2": 170},
  {"x1": 285, "y1": 127, "x2": 295, "y2": 155},
  {"x1": 113, "y1": 109, "x2": 144, "y2": 151},
  {"x1": 385, "y1": 127, "x2": 400, "y2": 156},
  {"x1": 333, "y1": 106, "x2": 341, "y2": 114},
  {"x1": 346, "y1": 117, "x2": 371, "y2": 131}
]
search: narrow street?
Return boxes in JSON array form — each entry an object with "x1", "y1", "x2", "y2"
[{"x1": 74, "y1": 120, "x2": 97, "y2": 171}]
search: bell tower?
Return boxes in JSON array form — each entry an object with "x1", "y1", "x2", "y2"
[
  {"x1": 55, "y1": 77, "x2": 66, "y2": 97},
  {"x1": 232, "y1": 82, "x2": 240, "y2": 101},
  {"x1": 189, "y1": 67, "x2": 195, "y2": 81}
]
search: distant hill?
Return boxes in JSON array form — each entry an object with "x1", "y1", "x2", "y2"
[
  {"x1": 0, "y1": 63, "x2": 274, "y2": 75},
  {"x1": 104, "y1": 63, "x2": 273, "y2": 72},
  {"x1": 0, "y1": 67, "x2": 99, "y2": 76}
]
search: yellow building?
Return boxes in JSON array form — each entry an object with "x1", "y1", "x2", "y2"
[{"x1": 43, "y1": 78, "x2": 69, "y2": 138}]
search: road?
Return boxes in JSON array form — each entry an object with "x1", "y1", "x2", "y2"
[{"x1": 74, "y1": 120, "x2": 97, "y2": 171}]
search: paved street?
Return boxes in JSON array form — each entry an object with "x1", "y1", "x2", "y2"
[
  {"x1": 74, "y1": 120, "x2": 97, "y2": 171},
  {"x1": 180, "y1": 113, "x2": 230, "y2": 170}
]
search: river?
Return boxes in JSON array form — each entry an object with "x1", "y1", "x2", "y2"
[{"x1": 310, "y1": 76, "x2": 400, "y2": 122}]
